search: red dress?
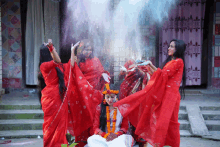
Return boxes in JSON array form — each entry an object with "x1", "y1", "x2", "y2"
[
  {"x1": 72, "y1": 57, "x2": 108, "y2": 147},
  {"x1": 66, "y1": 62, "x2": 103, "y2": 147},
  {"x1": 79, "y1": 57, "x2": 108, "y2": 91},
  {"x1": 40, "y1": 60, "x2": 103, "y2": 147},
  {"x1": 114, "y1": 58, "x2": 184, "y2": 147},
  {"x1": 40, "y1": 61, "x2": 68, "y2": 147},
  {"x1": 119, "y1": 62, "x2": 151, "y2": 144}
]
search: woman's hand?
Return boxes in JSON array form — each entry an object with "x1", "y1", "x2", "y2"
[
  {"x1": 46, "y1": 42, "x2": 61, "y2": 63},
  {"x1": 71, "y1": 41, "x2": 80, "y2": 67},
  {"x1": 138, "y1": 60, "x2": 152, "y2": 66},
  {"x1": 71, "y1": 41, "x2": 80, "y2": 52},
  {"x1": 102, "y1": 73, "x2": 111, "y2": 83},
  {"x1": 106, "y1": 133, "x2": 118, "y2": 142}
]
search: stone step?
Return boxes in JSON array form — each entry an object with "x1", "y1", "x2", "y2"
[
  {"x1": 0, "y1": 110, "x2": 187, "y2": 120},
  {"x1": 202, "y1": 111, "x2": 220, "y2": 120},
  {"x1": 178, "y1": 110, "x2": 188, "y2": 120},
  {"x1": 179, "y1": 120, "x2": 190, "y2": 130},
  {"x1": 205, "y1": 120, "x2": 220, "y2": 131},
  {"x1": 200, "y1": 106, "x2": 220, "y2": 111},
  {"x1": 179, "y1": 105, "x2": 186, "y2": 110},
  {"x1": 0, "y1": 110, "x2": 44, "y2": 119},
  {"x1": 179, "y1": 130, "x2": 192, "y2": 137},
  {"x1": 0, "y1": 119, "x2": 43, "y2": 131},
  {"x1": 0, "y1": 130, "x2": 43, "y2": 139},
  {"x1": 0, "y1": 105, "x2": 41, "y2": 110}
]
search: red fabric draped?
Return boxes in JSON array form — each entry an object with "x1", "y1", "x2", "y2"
[
  {"x1": 79, "y1": 57, "x2": 108, "y2": 90},
  {"x1": 40, "y1": 60, "x2": 103, "y2": 147},
  {"x1": 119, "y1": 65, "x2": 151, "y2": 100},
  {"x1": 40, "y1": 61, "x2": 68, "y2": 147},
  {"x1": 66, "y1": 62, "x2": 103, "y2": 137},
  {"x1": 114, "y1": 59, "x2": 183, "y2": 147},
  {"x1": 75, "y1": 57, "x2": 108, "y2": 146}
]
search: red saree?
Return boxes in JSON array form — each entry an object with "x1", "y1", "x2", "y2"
[
  {"x1": 40, "y1": 60, "x2": 103, "y2": 147},
  {"x1": 40, "y1": 61, "x2": 68, "y2": 147},
  {"x1": 79, "y1": 57, "x2": 108, "y2": 91},
  {"x1": 114, "y1": 58, "x2": 184, "y2": 147},
  {"x1": 66, "y1": 62, "x2": 103, "y2": 147}
]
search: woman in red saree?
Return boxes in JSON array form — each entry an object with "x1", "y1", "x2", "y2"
[
  {"x1": 38, "y1": 41, "x2": 103, "y2": 147},
  {"x1": 78, "y1": 39, "x2": 110, "y2": 90},
  {"x1": 68, "y1": 39, "x2": 110, "y2": 147},
  {"x1": 38, "y1": 43, "x2": 69, "y2": 147},
  {"x1": 114, "y1": 39, "x2": 186, "y2": 147}
]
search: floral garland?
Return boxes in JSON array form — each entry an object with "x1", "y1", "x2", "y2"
[
  {"x1": 103, "y1": 106, "x2": 117, "y2": 139},
  {"x1": 102, "y1": 83, "x2": 119, "y2": 94}
]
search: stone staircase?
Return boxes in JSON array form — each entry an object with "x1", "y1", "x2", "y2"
[
  {"x1": 178, "y1": 106, "x2": 192, "y2": 136},
  {"x1": 0, "y1": 104, "x2": 220, "y2": 139},
  {"x1": 0, "y1": 105, "x2": 43, "y2": 139},
  {"x1": 200, "y1": 106, "x2": 220, "y2": 139}
]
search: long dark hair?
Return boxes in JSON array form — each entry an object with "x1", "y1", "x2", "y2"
[
  {"x1": 99, "y1": 84, "x2": 119, "y2": 132},
  {"x1": 160, "y1": 39, "x2": 186, "y2": 99},
  {"x1": 38, "y1": 44, "x2": 67, "y2": 106},
  {"x1": 99, "y1": 96, "x2": 109, "y2": 132}
]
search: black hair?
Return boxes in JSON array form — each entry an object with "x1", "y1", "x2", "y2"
[
  {"x1": 99, "y1": 84, "x2": 119, "y2": 132},
  {"x1": 99, "y1": 97, "x2": 109, "y2": 132},
  {"x1": 160, "y1": 39, "x2": 186, "y2": 99},
  {"x1": 38, "y1": 44, "x2": 67, "y2": 106}
]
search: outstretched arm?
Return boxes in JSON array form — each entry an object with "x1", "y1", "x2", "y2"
[
  {"x1": 47, "y1": 42, "x2": 61, "y2": 63},
  {"x1": 71, "y1": 41, "x2": 80, "y2": 67}
]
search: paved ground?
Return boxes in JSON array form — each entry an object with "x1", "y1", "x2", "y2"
[{"x1": 0, "y1": 137, "x2": 220, "y2": 147}]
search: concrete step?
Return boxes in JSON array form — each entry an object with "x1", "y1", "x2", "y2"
[
  {"x1": 202, "y1": 111, "x2": 220, "y2": 120},
  {"x1": 205, "y1": 120, "x2": 220, "y2": 131},
  {"x1": 0, "y1": 110, "x2": 44, "y2": 119},
  {"x1": 179, "y1": 120, "x2": 190, "y2": 130},
  {"x1": 200, "y1": 106, "x2": 220, "y2": 111},
  {"x1": 0, "y1": 105, "x2": 41, "y2": 110},
  {"x1": 180, "y1": 130, "x2": 192, "y2": 137},
  {"x1": 178, "y1": 110, "x2": 188, "y2": 120},
  {"x1": 179, "y1": 106, "x2": 186, "y2": 110},
  {"x1": 0, "y1": 130, "x2": 43, "y2": 139},
  {"x1": 0, "y1": 109, "x2": 187, "y2": 120},
  {"x1": 0, "y1": 119, "x2": 43, "y2": 131}
]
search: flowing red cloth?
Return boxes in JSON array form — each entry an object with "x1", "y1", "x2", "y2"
[
  {"x1": 119, "y1": 64, "x2": 151, "y2": 143},
  {"x1": 40, "y1": 61, "x2": 68, "y2": 147},
  {"x1": 114, "y1": 59, "x2": 184, "y2": 147},
  {"x1": 76, "y1": 57, "x2": 108, "y2": 146},
  {"x1": 79, "y1": 57, "x2": 109, "y2": 90},
  {"x1": 66, "y1": 62, "x2": 103, "y2": 146},
  {"x1": 119, "y1": 65, "x2": 151, "y2": 100}
]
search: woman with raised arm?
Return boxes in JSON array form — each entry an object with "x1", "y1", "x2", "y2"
[
  {"x1": 77, "y1": 39, "x2": 110, "y2": 90},
  {"x1": 114, "y1": 39, "x2": 186, "y2": 147},
  {"x1": 38, "y1": 42, "x2": 68, "y2": 147},
  {"x1": 69, "y1": 39, "x2": 110, "y2": 147}
]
